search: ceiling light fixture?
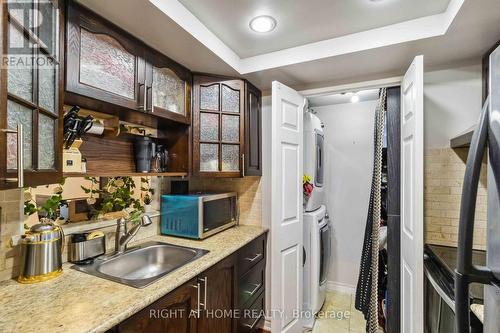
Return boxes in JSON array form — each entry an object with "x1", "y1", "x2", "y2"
[
  {"x1": 351, "y1": 94, "x2": 360, "y2": 103},
  {"x1": 249, "y1": 15, "x2": 277, "y2": 33}
]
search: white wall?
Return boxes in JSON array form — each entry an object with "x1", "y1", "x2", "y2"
[
  {"x1": 424, "y1": 63, "x2": 483, "y2": 149},
  {"x1": 313, "y1": 100, "x2": 377, "y2": 289}
]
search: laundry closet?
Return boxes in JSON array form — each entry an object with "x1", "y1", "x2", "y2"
[{"x1": 300, "y1": 86, "x2": 403, "y2": 332}]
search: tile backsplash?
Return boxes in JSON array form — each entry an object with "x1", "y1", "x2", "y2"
[
  {"x1": 424, "y1": 148, "x2": 487, "y2": 250},
  {"x1": 0, "y1": 176, "x2": 262, "y2": 281}
]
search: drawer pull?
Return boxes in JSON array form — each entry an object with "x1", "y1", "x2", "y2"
[
  {"x1": 198, "y1": 277, "x2": 208, "y2": 310},
  {"x1": 191, "y1": 283, "x2": 201, "y2": 315},
  {"x1": 245, "y1": 253, "x2": 262, "y2": 262},
  {"x1": 243, "y1": 283, "x2": 262, "y2": 297},
  {"x1": 243, "y1": 315, "x2": 262, "y2": 329}
]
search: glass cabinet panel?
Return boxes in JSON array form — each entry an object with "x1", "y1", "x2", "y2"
[
  {"x1": 38, "y1": 54, "x2": 57, "y2": 113},
  {"x1": 200, "y1": 143, "x2": 219, "y2": 172},
  {"x1": 37, "y1": 0, "x2": 58, "y2": 56},
  {"x1": 7, "y1": 23, "x2": 33, "y2": 101},
  {"x1": 200, "y1": 84, "x2": 219, "y2": 110},
  {"x1": 221, "y1": 85, "x2": 240, "y2": 113},
  {"x1": 200, "y1": 113, "x2": 219, "y2": 141},
  {"x1": 221, "y1": 115, "x2": 239, "y2": 142},
  {"x1": 221, "y1": 144, "x2": 239, "y2": 171},
  {"x1": 79, "y1": 28, "x2": 135, "y2": 99},
  {"x1": 7, "y1": 100, "x2": 33, "y2": 170},
  {"x1": 38, "y1": 114, "x2": 55, "y2": 169},
  {"x1": 152, "y1": 67, "x2": 185, "y2": 115}
]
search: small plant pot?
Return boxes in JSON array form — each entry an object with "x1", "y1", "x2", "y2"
[{"x1": 143, "y1": 204, "x2": 154, "y2": 214}]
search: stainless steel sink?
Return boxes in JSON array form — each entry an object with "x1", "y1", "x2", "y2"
[{"x1": 72, "y1": 241, "x2": 208, "y2": 288}]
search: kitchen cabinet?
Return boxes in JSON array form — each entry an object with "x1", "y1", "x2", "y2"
[
  {"x1": 193, "y1": 75, "x2": 262, "y2": 177},
  {"x1": 65, "y1": 2, "x2": 192, "y2": 124},
  {"x1": 117, "y1": 278, "x2": 199, "y2": 333},
  {"x1": 197, "y1": 256, "x2": 237, "y2": 333},
  {"x1": 112, "y1": 233, "x2": 267, "y2": 333},
  {"x1": 66, "y1": 1, "x2": 145, "y2": 111},
  {"x1": 145, "y1": 49, "x2": 192, "y2": 125},
  {"x1": 244, "y1": 82, "x2": 262, "y2": 176},
  {"x1": 0, "y1": 0, "x2": 64, "y2": 189}
]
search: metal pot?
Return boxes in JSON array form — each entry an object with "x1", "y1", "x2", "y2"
[{"x1": 18, "y1": 219, "x2": 64, "y2": 284}]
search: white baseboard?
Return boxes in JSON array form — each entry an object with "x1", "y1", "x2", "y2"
[{"x1": 326, "y1": 280, "x2": 356, "y2": 294}]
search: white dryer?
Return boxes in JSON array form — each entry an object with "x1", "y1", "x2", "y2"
[
  {"x1": 303, "y1": 205, "x2": 332, "y2": 329},
  {"x1": 303, "y1": 111, "x2": 325, "y2": 212}
]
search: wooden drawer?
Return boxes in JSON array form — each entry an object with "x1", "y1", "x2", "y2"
[
  {"x1": 238, "y1": 234, "x2": 266, "y2": 276},
  {"x1": 238, "y1": 290, "x2": 265, "y2": 333},
  {"x1": 239, "y1": 260, "x2": 265, "y2": 307}
]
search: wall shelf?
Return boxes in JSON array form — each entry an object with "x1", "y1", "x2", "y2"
[{"x1": 63, "y1": 172, "x2": 187, "y2": 178}]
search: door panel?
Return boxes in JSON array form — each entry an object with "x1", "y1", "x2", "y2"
[
  {"x1": 271, "y1": 81, "x2": 304, "y2": 333},
  {"x1": 400, "y1": 55, "x2": 424, "y2": 333}
]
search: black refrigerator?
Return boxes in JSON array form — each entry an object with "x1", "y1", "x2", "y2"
[{"x1": 455, "y1": 45, "x2": 500, "y2": 332}]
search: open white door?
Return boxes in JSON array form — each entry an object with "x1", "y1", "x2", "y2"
[
  {"x1": 401, "y1": 55, "x2": 424, "y2": 333},
  {"x1": 270, "y1": 81, "x2": 305, "y2": 333}
]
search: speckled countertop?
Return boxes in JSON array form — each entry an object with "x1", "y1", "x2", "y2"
[{"x1": 0, "y1": 225, "x2": 267, "y2": 333}]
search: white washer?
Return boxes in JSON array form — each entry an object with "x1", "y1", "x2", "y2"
[
  {"x1": 303, "y1": 205, "x2": 332, "y2": 329},
  {"x1": 303, "y1": 111, "x2": 325, "y2": 212}
]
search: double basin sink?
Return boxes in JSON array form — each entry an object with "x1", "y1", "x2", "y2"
[{"x1": 73, "y1": 241, "x2": 209, "y2": 288}]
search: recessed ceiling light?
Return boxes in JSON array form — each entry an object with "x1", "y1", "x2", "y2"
[
  {"x1": 249, "y1": 15, "x2": 277, "y2": 33},
  {"x1": 351, "y1": 94, "x2": 360, "y2": 103}
]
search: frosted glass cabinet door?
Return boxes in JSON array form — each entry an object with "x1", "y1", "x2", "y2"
[
  {"x1": 79, "y1": 28, "x2": 135, "y2": 99},
  {"x1": 152, "y1": 67, "x2": 186, "y2": 115},
  {"x1": 221, "y1": 145, "x2": 239, "y2": 171}
]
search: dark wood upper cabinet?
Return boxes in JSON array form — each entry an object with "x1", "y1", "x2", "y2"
[
  {"x1": 65, "y1": 1, "x2": 192, "y2": 124},
  {"x1": 244, "y1": 82, "x2": 262, "y2": 176},
  {"x1": 193, "y1": 75, "x2": 262, "y2": 177},
  {"x1": 0, "y1": 0, "x2": 65, "y2": 189},
  {"x1": 145, "y1": 49, "x2": 192, "y2": 125}
]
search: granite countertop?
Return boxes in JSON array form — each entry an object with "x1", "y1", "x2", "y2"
[{"x1": 0, "y1": 225, "x2": 267, "y2": 333}]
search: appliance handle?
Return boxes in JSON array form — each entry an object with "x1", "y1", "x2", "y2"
[
  {"x1": 455, "y1": 97, "x2": 495, "y2": 333},
  {"x1": 425, "y1": 268, "x2": 455, "y2": 310}
]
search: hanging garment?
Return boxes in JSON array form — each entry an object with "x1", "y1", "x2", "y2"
[{"x1": 355, "y1": 88, "x2": 387, "y2": 333}]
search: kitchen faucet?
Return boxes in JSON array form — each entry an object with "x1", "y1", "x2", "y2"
[{"x1": 114, "y1": 215, "x2": 153, "y2": 254}]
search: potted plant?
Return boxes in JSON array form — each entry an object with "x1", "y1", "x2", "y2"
[
  {"x1": 23, "y1": 180, "x2": 65, "y2": 229},
  {"x1": 81, "y1": 176, "x2": 142, "y2": 222},
  {"x1": 141, "y1": 177, "x2": 155, "y2": 213}
]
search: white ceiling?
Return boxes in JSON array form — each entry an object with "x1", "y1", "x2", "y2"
[
  {"x1": 178, "y1": 0, "x2": 451, "y2": 58},
  {"x1": 308, "y1": 89, "x2": 380, "y2": 107},
  {"x1": 78, "y1": 0, "x2": 500, "y2": 92}
]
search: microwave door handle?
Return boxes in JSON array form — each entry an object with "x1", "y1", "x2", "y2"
[{"x1": 455, "y1": 97, "x2": 493, "y2": 333}]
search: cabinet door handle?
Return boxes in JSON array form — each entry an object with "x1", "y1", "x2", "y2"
[
  {"x1": 243, "y1": 283, "x2": 262, "y2": 297},
  {"x1": 243, "y1": 314, "x2": 262, "y2": 329},
  {"x1": 245, "y1": 253, "x2": 262, "y2": 262},
  {"x1": 145, "y1": 86, "x2": 152, "y2": 112},
  {"x1": 137, "y1": 82, "x2": 145, "y2": 110},
  {"x1": 191, "y1": 282, "x2": 201, "y2": 314},
  {"x1": 241, "y1": 153, "x2": 245, "y2": 177},
  {"x1": 198, "y1": 277, "x2": 208, "y2": 310},
  {"x1": 2, "y1": 124, "x2": 24, "y2": 187}
]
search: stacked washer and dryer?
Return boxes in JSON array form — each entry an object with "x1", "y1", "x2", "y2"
[{"x1": 303, "y1": 109, "x2": 332, "y2": 329}]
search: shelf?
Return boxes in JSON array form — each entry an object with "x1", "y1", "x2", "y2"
[
  {"x1": 450, "y1": 125, "x2": 475, "y2": 148},
  {"x1": 63, "y1": 172, "x2": 188, "y2": 178}
]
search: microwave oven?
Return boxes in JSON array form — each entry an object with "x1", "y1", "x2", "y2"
[{"x1": 160, "y1": 192, "x2": 238, "y2": 239}]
